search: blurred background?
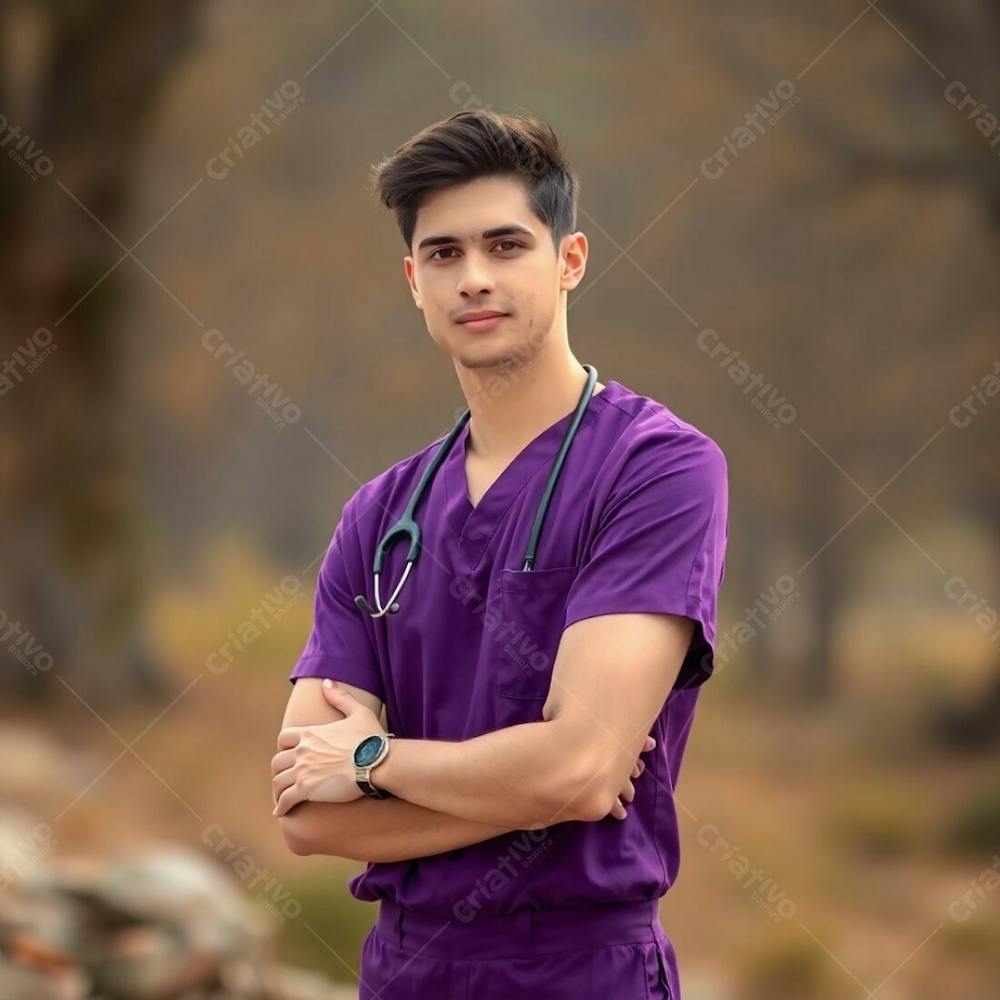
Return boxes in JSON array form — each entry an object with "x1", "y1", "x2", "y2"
[{"x1": 1, "y1": 2, "x2": 999, "y2": 998}]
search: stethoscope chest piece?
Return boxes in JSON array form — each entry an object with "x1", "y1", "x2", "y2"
[{"x1": 353, "y1": 517, "x2": 421, "y2": 618}]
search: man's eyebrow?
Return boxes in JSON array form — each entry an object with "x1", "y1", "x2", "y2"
[{"x1": 416, "y1": 223, "x2": 535, "y2": 251}]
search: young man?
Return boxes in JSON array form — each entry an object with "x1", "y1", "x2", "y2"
[{"x1": 271, "y1": 110, "x2": 728, "y2": 1000}]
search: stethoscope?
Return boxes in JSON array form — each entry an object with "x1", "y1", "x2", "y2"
[{"x1": 355, "y1": 364, "x2": 599, "y2": 618}]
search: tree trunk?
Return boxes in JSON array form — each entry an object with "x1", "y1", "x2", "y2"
[{"x1": 0, "y1": 0, "x2": 202, "y2": 708}]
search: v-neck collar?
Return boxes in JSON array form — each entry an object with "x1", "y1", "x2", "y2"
[{"x1": 443, "y1": 379, "x2": 622, "y2": 565}]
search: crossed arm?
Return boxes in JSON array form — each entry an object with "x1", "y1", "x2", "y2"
[
  {"x1": 275, "y1": 682, "x2": 519, "y2": 861},
  {"x1": 276, "y1": 611, "x2": 693, "y2": 861}
]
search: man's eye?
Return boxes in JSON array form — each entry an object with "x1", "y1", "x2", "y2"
[
  {"x1": 430, "y1": 247, "x2": 458, "y2": 261},
  {"x1": 495, "y1": 240, "x2": 521, "y2": 252}
]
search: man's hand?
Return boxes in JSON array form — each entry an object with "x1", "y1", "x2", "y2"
[
  {"x1": 272, "y1": 680, "x2": 385, "y2": 816},
  {"x1": 606, "y1": 733, "x2": 656, "y2": 820}
]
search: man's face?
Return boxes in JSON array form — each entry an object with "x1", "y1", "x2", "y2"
[{"x1": 403, "y1": 175, "x2": 582, "y2": 371}]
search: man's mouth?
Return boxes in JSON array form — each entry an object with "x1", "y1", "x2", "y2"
[{"x1": 455, "y1": 310, "x2": 509, "y2": 332}]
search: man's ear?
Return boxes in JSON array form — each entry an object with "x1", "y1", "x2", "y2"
[
  {"x1": 560, "y1": 232, "x2": 588, "y2": 291},
  {"x1": 403, "y1": 256, "x2": 423, "y2": 309}
]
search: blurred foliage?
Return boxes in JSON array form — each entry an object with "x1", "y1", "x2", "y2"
[
  {"x1": 939, "y1": 916, "x2": 1000, "y2": 969},
  {"x1": 275, "y1": 874, "x2": 375, "y2": 985},
  {"x1": 740, "y1": 936, "x2": 832, "y2": 1000},
  {"x1": 825, "y1": 786, "x2": 927, "y2": 860},
  {"x1": 943, "y1": 785, "x2": 1000, "y2": 857}
]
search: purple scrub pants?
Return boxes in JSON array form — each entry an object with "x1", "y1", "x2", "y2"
[{"x1": 357, "y1": 897, "x2": 679, "y2": 999}]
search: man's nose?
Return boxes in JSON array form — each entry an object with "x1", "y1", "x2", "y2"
[{"x1": 456, "y1": 254, "x2": 495, "y2": 296}]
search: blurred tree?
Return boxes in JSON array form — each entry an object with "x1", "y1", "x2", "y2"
[
  {"x1": 710, "y1": 2, "x2": 1000, "y2": 703},
  {"x1": 0, "y1": 0, "x2": 202, "y2": 706},
  {"x1": 890, "y1": 0, "x2": 1000, "y2": 747}
]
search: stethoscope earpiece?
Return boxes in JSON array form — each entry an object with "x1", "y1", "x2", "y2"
[{"x1": 355, "y1": 364, "x2": 598, "y2": 618}]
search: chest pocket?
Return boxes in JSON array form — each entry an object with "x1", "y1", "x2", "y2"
[{"x1": 489, "y1": 565, "x2": 578, "y2": 703}]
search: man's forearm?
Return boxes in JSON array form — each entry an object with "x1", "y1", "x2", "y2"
[
  {"x1": 373, "y1": 719, "x2": 602, "y2": 829},
  {"x1": 281, "y1": 796, "x2": 515, "y2": 862}
]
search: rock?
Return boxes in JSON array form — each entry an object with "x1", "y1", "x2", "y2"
[
  {"x1": 0, "y1": 958, "x2": 90, "y2": 1000},
  {"x1": 0, "y1": 836, "x2": 351, "y2": 999}
]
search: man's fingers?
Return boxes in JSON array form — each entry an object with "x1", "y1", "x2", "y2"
[
  {"x1": 643, "y1": 735, "x2": 657, "y2": 752},
  {"x1": 271, "y1": 766, "x2": 298, "y2": 806},
  {"x1": 273, "y1": 783, "x2": 305, "y2": 817},
  {"x1": 276, "y1": 728, "x2": 301, "y2": 751},
  {"x1": 608, "y1": 797, "x2": 627, "y2": 821},
  {"x1": 271, "y1": 748, "x2": 296, "y2": 776},
  {"x1": 321, "y1": 679, "x2": 359, "y2": 713}
]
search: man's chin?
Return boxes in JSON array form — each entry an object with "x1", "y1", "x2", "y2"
[
  {"x1": 454, "y1": 346, "x2": 523, "y2": 372},
  {"x1": 447, "y1": 331, "x2": 511, "y2": 367}
]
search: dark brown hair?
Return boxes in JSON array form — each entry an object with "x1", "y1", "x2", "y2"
[{"x1": 369, "y1": 110, "x2": 579, "y2": 252}]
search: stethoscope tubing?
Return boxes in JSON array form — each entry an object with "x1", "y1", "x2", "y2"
[{"x1": 355, "y1": 364, "x2": 597, "y2": 617}]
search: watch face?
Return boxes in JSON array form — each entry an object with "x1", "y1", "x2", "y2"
[{"x1": 354, "y1": 735, "x2": 384, "y2": 767}]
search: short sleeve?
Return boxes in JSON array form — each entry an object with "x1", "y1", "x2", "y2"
[
  {"x1": 563, "y1": 431, "x2": 729, "y2": 691},
  {"x1": 288, "y1": 492, "x2": 385, "y2": 701}
]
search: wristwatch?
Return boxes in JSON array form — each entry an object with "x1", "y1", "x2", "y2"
[{"x1": 353, "y1": 733, "x2": 395, "y2": 799}]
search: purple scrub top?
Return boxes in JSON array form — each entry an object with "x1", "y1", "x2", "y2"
[{"x1": 289, "y1": 377, "x2": 729, "y2": 919}]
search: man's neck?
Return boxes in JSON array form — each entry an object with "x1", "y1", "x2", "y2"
[{"x1": 455, "y1": 353, "x2": 605, "y2": 463}]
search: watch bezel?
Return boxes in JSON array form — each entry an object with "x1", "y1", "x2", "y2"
[{"x1": 353, "y1": 734, "x2": 387, "y2": 767}]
